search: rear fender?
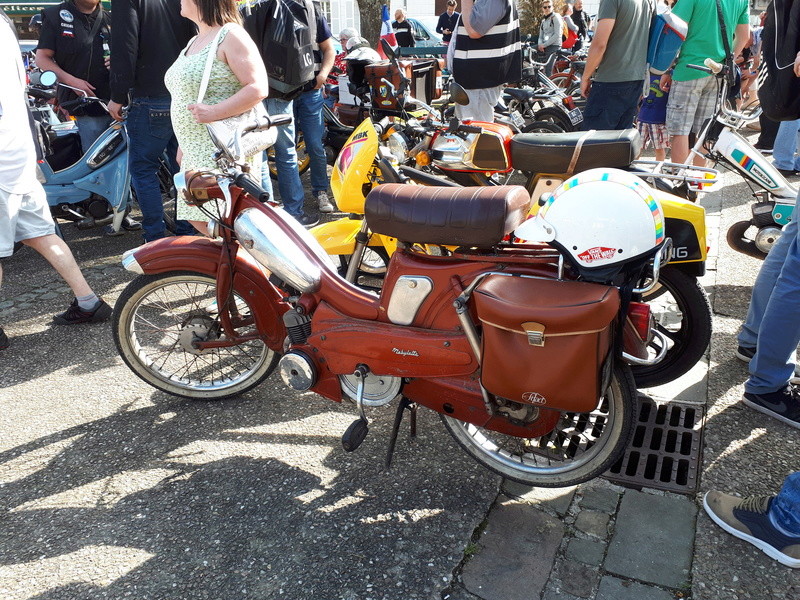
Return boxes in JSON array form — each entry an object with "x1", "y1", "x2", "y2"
[
  {"x1": 657, "y1": 192, "x2": 707, "y2": 265},
  {"x1": 122, "y1": 236, "x2": 289, "y2": 350}
]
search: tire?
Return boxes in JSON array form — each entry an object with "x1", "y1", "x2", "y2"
[
  {"x1": 267, "y1": 137, "x2": 310, "y2": 179},
  {"x1": 156, "y1": 158, "x2": 178, "y2": 234},
  {"x1": 521, "y1": 120, "x2": 564, "y2": 134},
  {"x1": 550, "y1": 73, "x2": 576, "y2": 89},
  {"x1": 632, "y1": 265, "x2": 712, "y2": 388},
  {"x1": 532, "y1": 106, "x2": 575, "y2": 132},
  {"x1": 441, "y1": 364, "x2": 637, "y2": 487},
  {"x1": 113, "y1": 272, "x2": 279, "y2": 400}
]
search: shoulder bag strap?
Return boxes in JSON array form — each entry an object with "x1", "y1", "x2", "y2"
[
  {"x1": 196, "y1": 26, "x2": 228, "y2": 104},
  {"x1": 714, "y1": 0, "x2": 736, "y2": 86},
  {"x1": 84, "y1": 5, "x2": 105, "y2": 80}
]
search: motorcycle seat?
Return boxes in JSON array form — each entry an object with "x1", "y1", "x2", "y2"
[
  {"x1": 365, "y1": 184, "x2": 531, "y2": 248},
  {"x1": 510, "y1": 128, "x2": 641, "y2": 174},
  {"x1": 504, "y1": 88, "x2": 536, "y2": 103}
]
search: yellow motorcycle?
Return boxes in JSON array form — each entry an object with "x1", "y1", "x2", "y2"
[{"x1": 310, "y1": 117, "x2": 714, "y2": 389}]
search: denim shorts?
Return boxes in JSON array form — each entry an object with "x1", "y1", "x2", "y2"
[{"x1": 665, "y1": 77, "x2": 717, "y2": 136}]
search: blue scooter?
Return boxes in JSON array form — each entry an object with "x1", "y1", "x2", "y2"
[{"x1": 27, "y1": 71, "x2": 140, "y2": 235}]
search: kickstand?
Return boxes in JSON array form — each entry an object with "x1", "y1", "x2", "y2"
[{"x1": 385, "y1": 397, "x2": 418, "y2": 469}]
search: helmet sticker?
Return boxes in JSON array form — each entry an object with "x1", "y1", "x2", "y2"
[{"x1": 578, "y1": 247, "x2": 617, "y2": 263}]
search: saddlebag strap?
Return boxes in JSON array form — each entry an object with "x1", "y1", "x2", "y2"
[{"x1": 566, "y1": 129, "x2": 596, "y2": 176}]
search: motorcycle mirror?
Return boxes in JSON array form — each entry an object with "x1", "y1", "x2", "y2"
[
  {"x1": 39, "y1": 71, "x2": 58, "y2": 87},
  {"x1": 449, "y1": 81, "x2": 470, "y2": 106},
  {"x1": 380, "y1": 38, "x2": 397, "y2": 62}
]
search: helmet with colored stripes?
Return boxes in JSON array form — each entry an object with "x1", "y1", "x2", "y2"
[{"x1": 515, "y1": 168, "x2": 666, "y2": 279}]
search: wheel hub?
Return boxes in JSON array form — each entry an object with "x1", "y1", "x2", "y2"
[
  {"x1": 755, "y1": 225, "x2": 782, "y2": 254},
  {"x1": 177, "y1": 315, "x2": 220, "y2": 355}
]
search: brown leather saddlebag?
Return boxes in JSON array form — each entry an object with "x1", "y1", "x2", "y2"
[{"x1": 473, "y1": 275, "x2": 620, "y2": 413}]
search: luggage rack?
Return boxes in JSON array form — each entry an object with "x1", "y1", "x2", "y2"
[{"x1": 631, "y1": 159, "x2": 721, "y2": 193}]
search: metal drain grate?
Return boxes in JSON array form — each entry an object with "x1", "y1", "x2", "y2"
[{"x1": 604, "y1": 395, "x2": 705, "y2": 494}]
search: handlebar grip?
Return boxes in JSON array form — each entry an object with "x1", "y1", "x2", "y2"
[
  {"x1": 703, "y1": 58, "x2": 723, "y2": 74},
  {"x1": 687, "y1": 63, "x2": 713, "y2": 75},
  {"x1": 235, "y1": 172, "x2": 271, "y2": 203},
  {"x1": 457, "y1": 124, "x2": 483, "y2": 134},
  {"x1": 267, "y1": 114, "x2": 293, "y2": 128}
]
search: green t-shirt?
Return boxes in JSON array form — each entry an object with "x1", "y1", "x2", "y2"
[
  {"x1": 672, "y1": 0, "x2": 750, "y2": 81},
  {"x1": 594, "y1": 0, "x2": 652, "y2": 83}
]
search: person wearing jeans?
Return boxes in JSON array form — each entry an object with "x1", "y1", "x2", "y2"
[
  {"x1": 125, "y1": 97, "x2": 192, "y2": 241},
  {"x1": 771, "y1": 118, "x2": 800, "y2": 176},
  {"x1": 704, "y1": 472, "x2": 800, "y2": 568},
  {"x1": 580, "y1": 0, "x2": 652, "y2": 131},
  {"x1": 260, "y1": 97, "x2": 316, "y2": 225},
  {"x1": 294, "y1": 88, "x2": 333, "y2": 212},
  {"x1": 108, "y1": 0, "x2": 195, "y2": 242},
  {"x1": 735, "y1": 196, "x2": 800, "y2": 427}
]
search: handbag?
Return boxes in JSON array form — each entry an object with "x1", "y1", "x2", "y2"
[{"x1": 197, "y1": 24, "x2": 276, "y2": 159}]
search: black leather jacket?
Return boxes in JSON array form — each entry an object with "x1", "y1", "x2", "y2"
[{"x1": 109, "y1": 0, "x2": 195, "y2": 103}]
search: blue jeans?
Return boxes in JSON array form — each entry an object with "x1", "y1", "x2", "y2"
[
  {"x1": 582, "y1": 80, "x2": 643, "y2": 131},
  {"x1": 739, "y1": 195, "x2": 800, "y2": 394},
  {"x1": 261, "y1": 98, "x2": 304, "y2": 217},
  {"x1": 76, "y1": 115, "x2": 111, "y2": 153},
  {"x1": 294, "y1": 88, "x2": 328, "y2": 194},
  {"x1": 127, "y1": 97, "x2": 192, "y2": 241},
  {"x1": 772, "y1": 472, "x2": 800, "y2": 535},
  {"x1": 772, "y1": 119, "x2": 800, "y2": 171}
]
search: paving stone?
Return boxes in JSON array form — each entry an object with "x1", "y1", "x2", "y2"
[
  {"x1": 0, "y1": 300, "x2": 13, "y2": 309},
  {"x1": 461, "y1": 502, "x2": 563, "y2": 600},
  {"x1": 566, "y1": 538, "x2": 605, "y2": 566},
  {"x1": 579, "y1": 487, "x2": 619, "y2": 514},
  {"x1": 543, "y1": 588, "x2": 583, "y2": 600},
  {"x1": 554, "y1": 560, "x2": 600, "y2": 598},
  {"x1": 574, "y1": 510, "x2": 610, "y2": 538},
  {"x1": 38, "y1": 292, "x2": 59, "y2": 300},
  {"x1": 500, "y1": 480, "x2": 576, "y2": 516},
  {"x1": 604, "y1": 490, "x2": 696, "y2": 588},
  {"x1": 596, "y1": 576, "x2": 675, "y2": 600}
]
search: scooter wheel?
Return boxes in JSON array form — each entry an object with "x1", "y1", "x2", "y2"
[
  {"x1": 726, "y1": 220, "x2": 768, "y2": 260},
  {"x1": 632, "y1": 266, "x2": 712, "y2": 388},
  {"x1": 113, "y1": 271, "x2": 278, "y2": 399},
  {"x1": 441, "y1": 364, "x2": 636, "y2": 487}
]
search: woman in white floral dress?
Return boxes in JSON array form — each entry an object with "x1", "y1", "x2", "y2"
[{"x1": 164, "y1": 0, "x2": 269, "y2": 229}]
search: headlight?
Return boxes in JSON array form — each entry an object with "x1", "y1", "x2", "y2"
[{"x1": 384, "y1": 131, "x2": 409, "y2": 164}]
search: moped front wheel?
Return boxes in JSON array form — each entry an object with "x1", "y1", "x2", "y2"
[
  {"x1": 441, "y1": 364, "x2": 636, "y2": 488},
  {"x1": 113, "y1": 272, "x2": 278, "y2": 400}
]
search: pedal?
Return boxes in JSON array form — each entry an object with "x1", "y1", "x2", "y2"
[
  {"x1": 342, "y1": 417, "x2": 369, "y2": 452},
  {"x1": 341, "y1": 364, "x2": 370, "y2": 452}
]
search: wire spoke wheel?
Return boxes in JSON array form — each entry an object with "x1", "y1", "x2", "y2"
[
  {"x1": 441, "y1": 364, "x2": 636, "y2": 487},
  {"x1": 113, "y1": 272, "x2": 278, "y2": 399}
]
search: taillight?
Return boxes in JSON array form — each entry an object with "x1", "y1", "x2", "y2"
[
  {"x1": 562, "y1": 97, "x2": 576, "y2": 110},
  {"x1": 627, "y1": 302, "x2": 652, "y2": 341}
]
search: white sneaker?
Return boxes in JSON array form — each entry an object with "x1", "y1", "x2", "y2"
[{"x1": 316, "y1": 191, "x2": 335, "y2": 213}]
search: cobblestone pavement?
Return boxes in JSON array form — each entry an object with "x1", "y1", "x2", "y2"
[{"x1": 1, "y1": 164, "x2": 800, "y2": 599}]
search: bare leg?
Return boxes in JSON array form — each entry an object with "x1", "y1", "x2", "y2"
[
  {"x1": 670, "y1": 135, "x2": 690, "y2": 165},
  {"x1": 655, "y1": 148, "x2": 667, "y2": 162},
  {"x1": 21, "y1": 234, "x2": 93, "y2": 297}
]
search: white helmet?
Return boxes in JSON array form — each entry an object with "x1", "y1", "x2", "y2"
[{"x1": 515, "y1": 168, "x2": 666, "y2": 276}]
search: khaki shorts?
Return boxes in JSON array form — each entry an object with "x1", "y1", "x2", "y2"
[
  {"x1": 666, "y1": 76, "x2": 718, "y2": 136},
  {"x1": 0, "y1": 182, "x2": 56, "y2": 257}
]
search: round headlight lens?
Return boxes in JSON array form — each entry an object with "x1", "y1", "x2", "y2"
[{"x1": 385, "y1": 131, "x2": 408, "y2": 164}]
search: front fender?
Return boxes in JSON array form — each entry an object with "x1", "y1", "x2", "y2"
[{"x1": 122, "y1": 236, "x2": 289, "y2": 351}]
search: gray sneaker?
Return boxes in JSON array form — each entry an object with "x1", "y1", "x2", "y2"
[{"x1": 316, "y1": 190, "x2": 335, "y2": 213}]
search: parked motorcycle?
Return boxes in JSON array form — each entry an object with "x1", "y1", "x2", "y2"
[
  {"x1": 686, "y1": 59, "x2": 796, "y2": 260},
  {"x1": 27, "y1": 71, "x2": 140, "y2": 235},
  {"x1": 112, "y1": 113, "x2": 670, "y2": 488}
]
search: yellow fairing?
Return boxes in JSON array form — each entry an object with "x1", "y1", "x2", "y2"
[
  {"x1": 310, "y1": 218, "x2": 398, "y2": 256},
  {"x1": 331, "y1": 118, "x2": 380, "y2": 214},
  {"x1": 656, "y1": 191, "x2": 708, "y2": 263}
]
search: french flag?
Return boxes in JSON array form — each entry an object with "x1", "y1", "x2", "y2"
[{"x1": 377, "y1": 3, "x2": 397, "y2": 58}]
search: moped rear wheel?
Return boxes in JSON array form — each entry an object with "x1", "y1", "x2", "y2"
[
  {"x1": 441, "y1": 364, "x2": 636, "y2": 487},
  {"x1": 113, "y1": 272, "x2": 278, "y2": 400}
]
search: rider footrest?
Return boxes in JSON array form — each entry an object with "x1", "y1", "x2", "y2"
[{"x1": 342, "y1": 418, "x2": 369, "y2": 452}]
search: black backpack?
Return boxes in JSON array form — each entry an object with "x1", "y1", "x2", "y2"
[
  {"x1": 242, "y1": 0, "x2": 317, "y2": 100},
  {"x1": 758, "y1": 0, "x2": 800, "y2": 121}
]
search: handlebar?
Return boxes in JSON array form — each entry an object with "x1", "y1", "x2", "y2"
[{"x1": 244, "y1": 113, "x2": 292, "y2": 133}]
